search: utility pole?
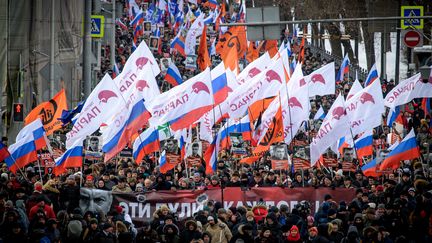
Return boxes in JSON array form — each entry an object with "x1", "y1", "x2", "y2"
[
  {"x1": 111, "y1": 0, "x2": 116, "y2": 69},
  {"x1": 83, "y1": 0, "x2": 92, "y2": 97},
  {"x1": 49, "y1": 0, "x2": 55, "y2": 98}
]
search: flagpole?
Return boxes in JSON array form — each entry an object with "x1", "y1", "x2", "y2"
[
  {"x1": 36, "y1": 152, "x2": 44, "y2": 184},
  {"x1": 281, "y1": 66, "x2": 297, "y2": 177},
  {"x1": 277, "y1": 92, "x2": 291, "y2": 177}
]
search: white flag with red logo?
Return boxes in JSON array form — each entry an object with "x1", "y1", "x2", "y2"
[
  {"x1": 66, "y1": 74, "x2": 122, "y2": 148},
  {"x1": 384, "y1": 72, "x2": 432, "y2": 108},
  {"x1": 305, "y1": 62, "x2": 335, "y2": 97},
  {"x1": 198, "y1": 107, "x2": 226, "y2": 143},
  {"x1": 346, "y1": 79, "x2": 363, "y2": 101},
  {"x1": 310, "y1": 94, "x2": 350, "y2": 166},
  {"x1": 146, "y1": 68, "x2": 213, "y2": 131},
  {"x1": 282, "y1": 66, "x2": 311, "y2": 144},
  {"x1": 236, "y1": 52, "x2": 271, "y2": 86},
  {"x1": 227, "y1": 58, "x2": 285, "y2": 119},
  {"x1": 114, "y1": 41, "x2": 160, "y2": 105},
  {"x1": 345, "y1": 79, "x2": 385, "y2": 136}
]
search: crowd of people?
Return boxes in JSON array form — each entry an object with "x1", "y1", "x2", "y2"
[{"x1": 1, "y1": 0, "x2": 432, "y2": 242}]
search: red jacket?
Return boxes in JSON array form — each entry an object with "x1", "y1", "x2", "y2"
[{"x1": 28, "y1": 204, "x2": 56, "y2": 221}]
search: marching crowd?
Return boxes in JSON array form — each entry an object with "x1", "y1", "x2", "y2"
[{"x1": 1, "y1": 0, "x2": 432, "y2": 242}]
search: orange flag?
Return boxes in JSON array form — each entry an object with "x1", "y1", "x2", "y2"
[
  {"x1": 251, "y1": 105, "x2": 284, "y2": 156},
  {"x1": 25, "y1": 89, "x2": 68, "y2": 135},
  {"x1": 248, "y1": 97, "x2": 277, "y2": 126},
  {"x1": 197, "y1": 26, "x2": 211, "y2": 71},
  {"x1": 216, "y1": 26, "x2": 247, "y2": 60},
  {"x1": 246, "y1": 42, "x2": 259, "y2": 63},
  {"x1": 239, "y1": 156, "x2": 260, "y2": 165},
  {"x1": 264, "y1": 40, "x2": 278, "y2": 58},
  {"x1": 298, "y1": 37, "x2": 305, "y2": 63},
  {"x1": 223, "y1": 47, "x2": 239, "y2": 74}
]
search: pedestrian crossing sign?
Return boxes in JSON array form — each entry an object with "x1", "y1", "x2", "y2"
[
  {"x1": 401, "y1": 6, "x2": 423, "y2": 29},
  {"x1": 90, "y1": 15, "x2": 105, "y2": 38}
]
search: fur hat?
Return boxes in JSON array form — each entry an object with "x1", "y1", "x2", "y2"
[{"x1": 246, "y1": 211, "x2": 254, "y2": 218}]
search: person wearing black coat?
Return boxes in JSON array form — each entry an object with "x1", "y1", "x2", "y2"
[
  {"x1": 135, "y1": 222, "x2": 159, "y2": 243},
  {"x1": 59, "y1": 175, "x2": 80, "y2": 213},
  {"x1": 94, "y1": 223, "x2": 117, "y2": 243},
  {"x1": 229, "y1": 223, "x2": 254, "y2": 243},
  {"x1": 180, "y1": 219, "x2": 202, "y2": 243},
  {"x1": 82, "y1": 218, "x2": 100, "y2": 243},
  {"x1": 153, "y1": 174, "x2": 172, "y2": 191}
]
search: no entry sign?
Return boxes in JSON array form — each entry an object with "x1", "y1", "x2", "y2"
[{"x1": 403, "y1": 30, "x2": 422, "y2": 48}]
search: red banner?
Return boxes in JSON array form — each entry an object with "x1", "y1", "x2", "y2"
[{"x1": 97, "y1": 187, "x2": 355, "y2": 226}]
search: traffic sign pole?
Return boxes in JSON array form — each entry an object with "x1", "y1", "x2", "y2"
[{"x1": 83, "y1": 0, "x2": 92, "y2": 97}]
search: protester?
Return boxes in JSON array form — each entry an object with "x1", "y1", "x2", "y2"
[{"x1": 1, "y1": 0, "x2": 432, "y2": 242}]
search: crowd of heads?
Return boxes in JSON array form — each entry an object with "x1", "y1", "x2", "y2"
[{"x1": 1, "y1": 0, "x2": 432, "y2": 242}]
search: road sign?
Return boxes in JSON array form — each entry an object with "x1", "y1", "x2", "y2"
[
  {"x1": 91, "y1": 15, "x2": 105, "y2": 38},
  {"x1": 403, "y1": 30, "x2": 422, "y2": 48},
  {"x1": 13, "y1": 103, "x2": 23, "y2": 122},
  {"x1": 246, "y1": 6, "x2": 280, "y2": 41},
  {"x1": 401, "y1": 6, "x2": 423, "y2": 29}
]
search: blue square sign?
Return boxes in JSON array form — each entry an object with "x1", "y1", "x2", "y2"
[
  {"x1": 90, "y1": 15, "x2": 105, "y2": 38},
  {"x1": 401, "y1": 6, "x2": 423, "y2": 29}
]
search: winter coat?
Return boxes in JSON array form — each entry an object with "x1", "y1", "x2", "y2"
[
  {"x1": 60, "y1": 184, "x2": 80, "y2": 213},
  {"x1": 205, "y1": 221, "x2": 233, "y2": 243}
]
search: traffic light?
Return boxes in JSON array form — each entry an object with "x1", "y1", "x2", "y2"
[{"x1": 13, "y1": 103, "x2": 23, "y2": 122}]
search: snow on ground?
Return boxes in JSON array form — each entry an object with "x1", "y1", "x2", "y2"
[{"x1": 324, "y1": 32, "x2": 409, "y2": 80}]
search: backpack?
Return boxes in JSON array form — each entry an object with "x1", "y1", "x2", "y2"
[{"x1": 67, "y1": 220, "x2": 83, "y2": 240}]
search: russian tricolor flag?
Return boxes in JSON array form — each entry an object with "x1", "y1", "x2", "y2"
[
  {"x1": 207, "y1": 0, "x2": 219, "y2": 9},
  {"x1": 337, "y1": 136, "x2": 352, "y2": 156},
  {"x1": 355, "y1": 131, "x2": 373, "y2": 164},
  {"x1": 103, "y1": 101, "x2": 151, "y2": 162},
  {"x1": 170, "y1": 33, "x2": 186, "y2": 56},
  {"x1": 204, "y1": 135, "x2": 218, "y2": 174},
  {"x1": 53, "y1": 143, "x2": 83, "y2": 175},
  {"x1": 159, "y1": 150, "x2": 176, "y2": 174},
  {"x1": 364, "y1": 63, "x2": 379, "y2": 86},
  {"x1": 211, "y1": 62, "x2": 230, "y2": 105},
  {"x1": 130, "y1": 9, "x2": 144, "y2": 28},
  {"x1": 219, "y1": 116, "x2": 252, "y2": 149},
  {"x1": 422, "y1": 98, "x2": 430, "y2": 116},
  {"x1": 0, "y1": 142, "x2": 11, "y2": 162},
  {"x1": 6, "y1": 119, "x2": 48, "y2": 173},
  {"x1": 164, "y1": 62, "x2": 183, "y2": 87},
  {"x1": 15, "y1": 119, "x2": 49, "y2": 150},
  {"x1": 116, "y1": 18, "x2": 128, "y2": 31},
  {"x1": 361, "y1": 159, "x2": 380, "y2": 177},
  {"x1": 386, "y1": 106, "x2": 401, "y2": 128},
  {"x1": 133, "y1": 128, "x2": 160, "y2": 164},
  {"x1": 336, "y1": 54, "x2": 350, "y2": 82},
  {"x1": 112, "y1": 63, "x2": 120, "y2": 79},
  {"x1": 379, "y1": 128, "x2": 420, "y2": 171},
  {"x1": 6, "y1": 140, "x2": 37, "y2": 173}
]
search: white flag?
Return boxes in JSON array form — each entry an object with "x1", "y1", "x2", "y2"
[
  {"x1": 227, "y1": 58, "x2": 285, "y2": 119},
  {"x1": 236, "y1": 52, "x2": 271, "y2": 86},
  {"x1": 66, "y1": 74, "x2": 121, "y2": 148},
  {"x1": 146, "y1": 68, "x2": 213, "y2": 130},
  {"x1": 185, "y1": 13, "x2": 204, "y2": 55},
  {"x1": 346, "y1": 79, "x2": 363, "y2": 101},
  {"x1": 310, "y1": 94, "x2": 350, "y2": 166},
  {"x1": 305, "y1": 62, "x2": 335, "y2": 97},
  {"x1": 345, "y1": 79, "x2": 385, "y2": 136},
  {"x1": 385, "y1": 72, "x2": 432, "y2": 108}
]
